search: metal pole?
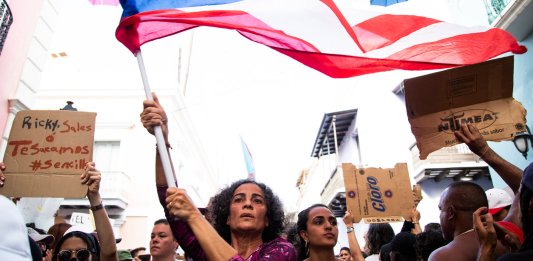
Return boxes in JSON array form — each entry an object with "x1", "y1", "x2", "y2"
[{"x1": 136, "y1": 51, "x2": 177, "y2": 187}]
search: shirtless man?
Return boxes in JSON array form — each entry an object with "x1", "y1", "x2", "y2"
[{"x1": 429, "y1": 123, "x2": 523, "y2": 261}]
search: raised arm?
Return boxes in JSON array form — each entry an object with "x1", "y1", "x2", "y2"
[
  {"x1": 166, "y1": 188, "x2": 238, "y2": 260},
  {"x1": 454, "y1": 123, "x2": 522, "y2": 193},
  {"x1": 343, "y1": 211, "x2": 365, "y2": 261},
  {"x1": 82, "y1": 162, "x2": 118, "y2": 261}
]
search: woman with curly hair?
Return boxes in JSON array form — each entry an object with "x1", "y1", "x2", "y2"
[
  {"x1": 140, "y1": 93, "x2": 296, "y2": 261},
  {"x1": 363, "y1": 223, "x2": 394, "y2": 261}
]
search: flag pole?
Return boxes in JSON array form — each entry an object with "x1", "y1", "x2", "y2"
[{"x1": 136, "y1": 50, "x2": 177, "y2": 188}]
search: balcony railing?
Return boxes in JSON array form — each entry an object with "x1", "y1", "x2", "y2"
[
  {"x1": 484, "y1": 0, "x2": 512, "y2": 24},
  {"x1": 410, "y1": 143, "x2": 489, "y2": 182},
  {"x1": 0, "y1": 0, "x2": 13, "y2": 56}
]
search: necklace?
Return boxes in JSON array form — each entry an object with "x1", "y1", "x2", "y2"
[{"x1": 456, "y1": 228, "x2": 474, "y2": 238}]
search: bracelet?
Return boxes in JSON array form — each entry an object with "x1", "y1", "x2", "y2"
[
  {"x1": 156, "y1": 142, "x2": 173, "y2": 150},
  {"x1": 412, "y1": 222, "x2": 419, "y2": 224},
  {"x1": 90, "y1": 202, "x2": 104, "y2": 212},
  {"x1": 346, "y1": 227, "x2": 354, "y2": 233}
]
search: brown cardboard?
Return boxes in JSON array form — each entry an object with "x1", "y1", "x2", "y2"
[
  {"x1": 342, "y1": 163, "x2": 414, "y2": 224},
  {"x1": 404, "y1": 56, "x2": 527, "y2": 159},
  {"x1": 0, "y1": 110, "x2": 96, "y2": 198}
]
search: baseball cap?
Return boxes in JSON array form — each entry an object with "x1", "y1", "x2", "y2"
[
  {"x1": 496, "y1": 221, "x2": 524, "y2": 244},
  {"x1": 27, "y1": 227, "x2": 54, "y2": 244},
  {"x1": 485, "y1": 188, "x2": 513, "y2": 215}
]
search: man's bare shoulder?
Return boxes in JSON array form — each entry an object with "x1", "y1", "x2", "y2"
[
  {"x1": 428, "y1": 244, "x2": 451, "y2": 261},
  {"x1": 428, "y1": 238, "x2": 478, "y2": 261}
]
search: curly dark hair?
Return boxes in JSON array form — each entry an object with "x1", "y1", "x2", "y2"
[
  {"x1": 415, "y1": 231, "x2": 447, "y2": 261},
  {"x1": 365, "y1": 223, "x2": 394, "y2": 255},
  {"x1": 296, "y1": 203, "x2": 330, "y2": 261},
  {"x1": 209, "y1": 179, "x2": 285, "y2": 244}
]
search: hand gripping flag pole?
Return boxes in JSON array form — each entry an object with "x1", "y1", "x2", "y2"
[{"x1": 136, "y1": 51, "x2": 177, "y2": 187}]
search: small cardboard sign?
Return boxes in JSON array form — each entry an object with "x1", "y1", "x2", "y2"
[
  {"x1": 342, "y1": 163, "x2": 414, "y2": 224},
  {"x1": 403, "y1": 56, "x2": 527, "y2": 159},
  {"x1": 0, "y1": 110, "x2": 96, "y2": 198}
]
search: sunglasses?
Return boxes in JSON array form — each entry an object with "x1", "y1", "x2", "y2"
[{"x1": 57, "y1": 249, "x2": 91, "y2": 261}]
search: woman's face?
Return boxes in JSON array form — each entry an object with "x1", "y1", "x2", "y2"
[
  {"x1": 57, "y1": 237, "x2": 91, "y2": 261},
  {"x1": 339, "y1": 249, "x2": 352, "y2": 260},
  {"x1": 302, "y1": 206, "x2": 338, "y2": 248},
  {"x1": 226, "y1": 183, "x2": 269, "y2": 234}
]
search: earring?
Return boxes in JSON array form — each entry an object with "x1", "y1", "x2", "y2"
[{"x1": 305, "y1": 240, "x2": 309, "y2": 256}]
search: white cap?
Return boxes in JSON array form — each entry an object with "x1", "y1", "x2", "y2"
[
  {"x1": 0, "y1": 196, "x2": 32, "y2": 261},
  {"x1": 27, "y1": 227, "x2": 54, "y2": 244},
  {"x1": 486, "y1": 188, "x2": 513, "y2": 215}
]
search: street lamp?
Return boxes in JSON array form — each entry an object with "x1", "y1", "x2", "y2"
[
  {"x1": 60, "y1": 101, "x2": 77, "y2": 111},
  {"x1": 513, "y1": 125, "x2": 533, "y2": 159}
]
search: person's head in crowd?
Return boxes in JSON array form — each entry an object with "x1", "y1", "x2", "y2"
[
  {"x1": 438, "y1": 181, "x2": 488, "y2": 241},
  {"x1": 51, "y1": 228, "x2": 100, "y2": 261},
  {"x1": 364, "y1": 223, "x2": 394, "y2": 256},
  {"x1": 520, "y1": 163, "x2": 533, "y2": 236},
  {"x1": 389, "y1": 232, "x2": 416, "y2": 261},
  {"x1": 129, "y1": 246, "x2": 146, "y2": 258},
  {"x1": 118, "y1": 249, "x2": 133, "y2": 261},
  {"x1": 296, "y1": 204, "x2": 338, "y2": 261},
  {"x1": 47, "y1": 222, "x2": 72, "y2": 252},
  {"x1": 150, "y1": 219, "x2": 179, "y2": 261},
  {"x1": 27, "y1": 226, "x2": 54, "y2": 259},
  {"x1": 339, "y1": 246, "x2": 353, "y2": 261},
  {"x1": 282, "y1": 221, "x2": 299, "y2": 248},
  {"x1": 210, "y1": 179, "x2": 285, "y2": 244},
  {"x1": 380, "y1": 243, "x2": 392, "y2": 261},
  {"x1": 486, "y1": 187, "x2": 513, "y2": 221},
  {"x1": 423, "y1": 223, "x2": 441, "y2": 234},
  {"x1": 0, "y1": 195, "x2": 32, "y2": 260},
  {"x1": 414, "y1": 230, "x2": 447, "y2": 261}
]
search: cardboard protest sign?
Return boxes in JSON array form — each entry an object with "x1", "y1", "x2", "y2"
[
  {"x1": 342, "y1": 163, "x2": 414, "y2": 224},
  {"x1": 0, "y1": 110, "x2": 96, "y2": 198},
  {"x1": 404, "y1": 56, "x2": 527, "y2": 159}
]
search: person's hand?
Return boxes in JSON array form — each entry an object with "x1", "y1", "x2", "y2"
[
  {"x1": 454, "y1": 123, "x2": 490, "y2": 158},
  {"x1": 43, "y1": 249, "x2": 52, "y2": 261},
  {"x1": 473, "y1": 207, "x2": 497, "y2": 251},
  {"x1": 165, "y1": 187, "x2": 202, "y2": 223},
  {"x1": 343, "y1": 211, "x2": 354, "y2": 227},
  {"x1": 140, "y1": 92, "x2": 169, "y2": 142},
  {"x1": 81, "y1": 162, "x2": 101, "y2": 196},
  {"x1": 0, "y1": 162, "x2": 5, "y2": 187},
  {"x1": 409, "y1": 208, "x2": 421, "y2": 223},
  {"x1": 493, "y1": 222, "x2": 521, "y2": 252}
]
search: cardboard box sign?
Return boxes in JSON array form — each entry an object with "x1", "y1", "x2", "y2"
[
  {"x1": 0, "y1": 110, "x2": 96, "y2": 198},
  {"x1": 403, "y1": 56, "x2": 527, "y2": 159},
  {"x1": 342, "y1": 163, "x2": 414, "y2": 224}
]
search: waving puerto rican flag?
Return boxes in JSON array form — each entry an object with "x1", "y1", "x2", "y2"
[{"x1": 116, "y1": 0, "x2": 526, "y2": 78}]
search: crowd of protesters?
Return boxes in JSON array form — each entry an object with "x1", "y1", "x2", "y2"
[{"x1": 0, "y1": 94, "x2": 532, "y2": 261}]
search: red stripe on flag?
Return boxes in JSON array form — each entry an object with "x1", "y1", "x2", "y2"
[
  {"x1": 353, "y1": 14, "x2": 440, "y2": 52},
  {"x1": 388, "y1": 28, "x2": 527, "y2": 63}
]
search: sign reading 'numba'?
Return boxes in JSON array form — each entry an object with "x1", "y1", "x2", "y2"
[{"x1": 0, "y1": 110, "x2": 96, "y2": 198}]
